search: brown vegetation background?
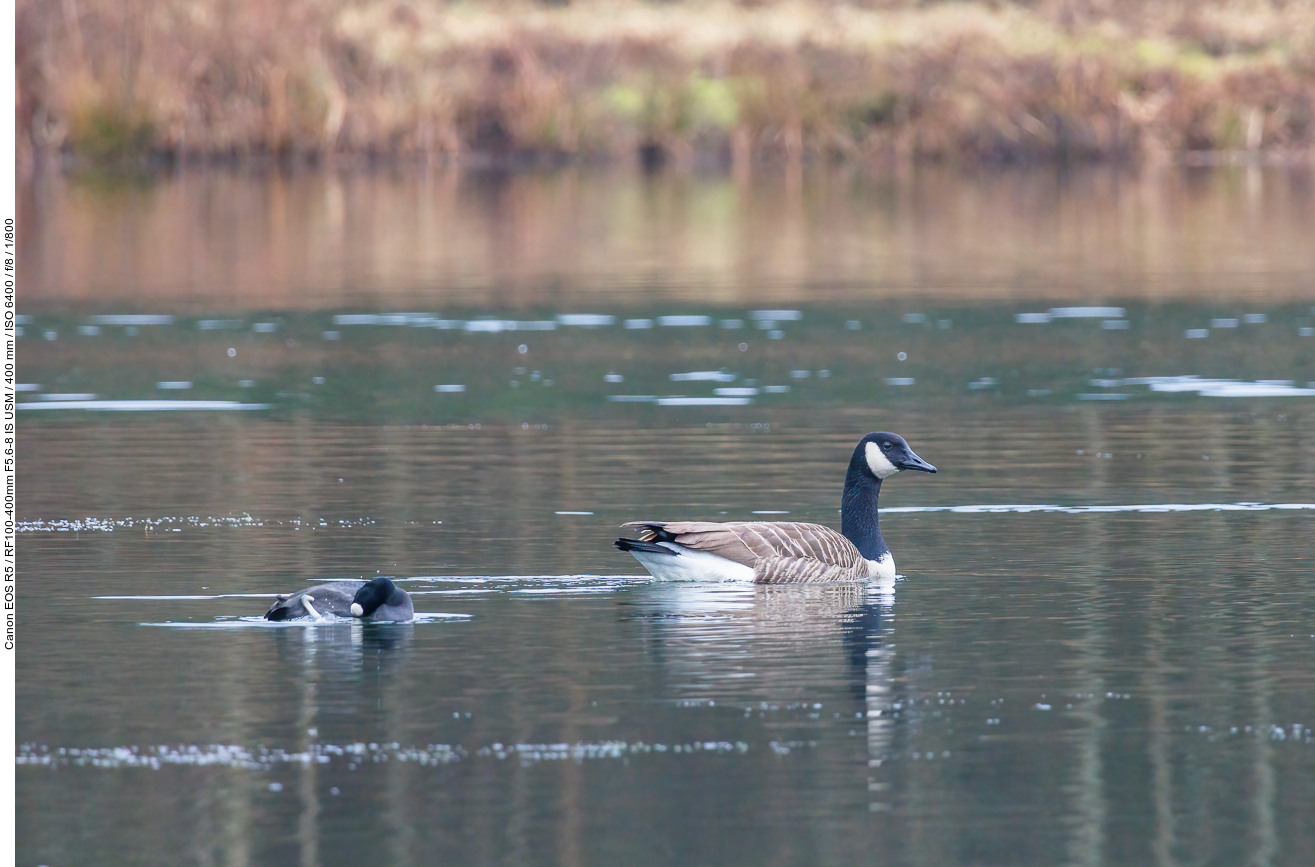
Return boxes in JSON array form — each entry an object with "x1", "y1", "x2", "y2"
[{"x1": 16, "y1": 0, "x2": 1315, "y2": 168}]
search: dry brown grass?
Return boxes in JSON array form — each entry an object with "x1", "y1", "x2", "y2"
[{"x1": 17, "y1": 0, "x2": 1315, "y2": 168}]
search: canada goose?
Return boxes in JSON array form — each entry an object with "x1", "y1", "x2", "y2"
[
  {"x1": 263, "y1": 576, "x2": 414, "y2": 622},
  {"x1": 615, "y1": 431, "x2": 935, "y2": 583}
]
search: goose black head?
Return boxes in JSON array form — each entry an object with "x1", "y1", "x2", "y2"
[
  {"x1": 350, "y1": 577, "x2": 406, "y2": 618},
  {"x1": 855, "y1": 431, "x2": 937, "y2": 480}
]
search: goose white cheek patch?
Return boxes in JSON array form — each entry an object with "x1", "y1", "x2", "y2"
[{"x1": 865, "y1": 442, "x2": 900, "y2": 479}]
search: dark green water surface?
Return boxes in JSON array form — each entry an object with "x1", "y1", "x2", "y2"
[{"x1": 15, "y1": 165, "x2": 1315, "y2": 866}]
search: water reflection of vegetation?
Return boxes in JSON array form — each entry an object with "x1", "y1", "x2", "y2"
[
  {"x1": 17, "y1": 304, "x2": 1315, "y2": 423},
  {"x1": 25, "y1": 166, "x2": 1315, "y2": 311}
]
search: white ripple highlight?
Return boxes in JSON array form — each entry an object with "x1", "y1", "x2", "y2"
[
  {"x1": 17, "y1": 738, "x2": 755, "y2": 770},
  {"x1": 883, "y1": 502, "x2": 1315, "y2": 514},
  {"x1": 19, "y1": 400, "x2": 269, "y2": 411},
  {"x1": 140, "y1": 612, "x2": 470, "y2": 628}
]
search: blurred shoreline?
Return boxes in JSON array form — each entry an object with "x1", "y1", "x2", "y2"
[{"x1": 17, "y1": 0, "x2": 1315, "y2": 171}]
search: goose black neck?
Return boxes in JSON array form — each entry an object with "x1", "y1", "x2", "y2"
[
  {"x1": 355, "y1": 577, "x2": 400, "y2": 617},
  {"x1": 841, "y1": 463, "x2": 887, "y2": 561}
]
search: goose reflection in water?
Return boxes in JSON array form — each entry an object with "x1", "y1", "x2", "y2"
[
  {"x1": 621, "y1": 578, "x2": 899, "y2": 769},
  {"x1": 270, "y1": 617, "x2": 415, "y2": 679}
]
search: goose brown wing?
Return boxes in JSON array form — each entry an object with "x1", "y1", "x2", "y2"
[
  {"x1": 263, "y1": 582, "x2": 363, "y2": 620},
  {"x1": 620, "y1": 520, "x2": 757, "y2": 567},
  {"x1": 629, "y1": 520, "x2": 867, "y2": 578}
]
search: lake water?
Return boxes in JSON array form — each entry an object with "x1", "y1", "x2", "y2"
[{"x1": 16, "y1": 164, "x2": 1315, "y2": 866}]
